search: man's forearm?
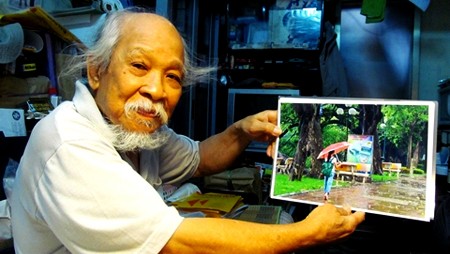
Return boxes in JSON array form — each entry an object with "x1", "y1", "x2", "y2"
[
  {"x1": 162, "y1": 217, "x2": 313, "y2": 254},
  {"x1": 195, "y1": 123, "x2": 251, "y2": 177}
]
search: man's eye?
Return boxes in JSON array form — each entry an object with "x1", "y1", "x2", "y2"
[
  {"x1": 167, "y1": 74, "x2": 182, "y2": 83},
  {"x1": 132, "y1": 63, "x2": 147, "y2": 70}
]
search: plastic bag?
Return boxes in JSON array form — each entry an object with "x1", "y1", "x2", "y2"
[
  {"x1": 0, "y1": 158, "x2": 17, "y2": 241},
  {"x1": 0, "y1": 200, "x2": 12, "y2": 240},
  {"x1": 3, "y1": 159, "x2": 18, "y2": 201}
]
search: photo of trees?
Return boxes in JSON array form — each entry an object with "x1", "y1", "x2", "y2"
[{"x1": 271, "y1": 98, "x2": 436, "y2": 221}]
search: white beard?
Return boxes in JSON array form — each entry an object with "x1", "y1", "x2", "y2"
[
  {"x1": 107, "y1": 124, "x2": 170, "y2": 152},
  {"x1": 105, "y1": 99, "x2": 170, "y2": 152}
]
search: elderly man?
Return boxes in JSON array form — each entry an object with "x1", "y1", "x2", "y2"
[{"x1": 10, "y1": 8, "x2": 364, "y2": 254}]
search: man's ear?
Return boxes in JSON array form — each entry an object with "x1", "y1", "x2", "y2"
[{"x1": 87, "y1": 58, "x2": 100, "y2": 90}]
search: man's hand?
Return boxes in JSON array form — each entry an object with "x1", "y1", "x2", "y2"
[
  {"x1": 234, "y1": 110, "x2": 282, "y2": 157},
  {"x1": 299, "y1": 204, "x2": 365, "y2": 245}
]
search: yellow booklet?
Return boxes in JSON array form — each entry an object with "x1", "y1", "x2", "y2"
[{"x1": 171, "y1": 192, "x2": 243, "y2": 214}]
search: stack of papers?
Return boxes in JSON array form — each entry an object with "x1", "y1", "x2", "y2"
[{"x1": 170, "y1": 192, "x2": 244, "y2": 218}]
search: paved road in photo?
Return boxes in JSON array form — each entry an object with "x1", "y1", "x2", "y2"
[{"x1": 283, "y1": 174, "x2": 428, "y2": 220}]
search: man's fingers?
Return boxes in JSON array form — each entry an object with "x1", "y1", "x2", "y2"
[
  {"x1": 335, "y1": 204, "x2": 354, "y2": 216},
  {"x1": 341, "y1": 204, "x2": 352, "y2": 215}
]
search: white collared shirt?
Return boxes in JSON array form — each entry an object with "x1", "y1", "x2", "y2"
[{"x1": 10, "y1": 81, "x2": 200, "y2": 253}]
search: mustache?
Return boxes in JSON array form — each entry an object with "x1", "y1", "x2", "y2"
[{"x1": 124, "y1": 100, "x2": 168, "y2": 126}]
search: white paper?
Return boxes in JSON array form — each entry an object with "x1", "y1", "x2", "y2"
[
  {"x1": 271, "y1": 97, "x2": 438, "y2": 222},
  {"x1": 0, "y1": 108, "x2": 26, "y2": 137}
]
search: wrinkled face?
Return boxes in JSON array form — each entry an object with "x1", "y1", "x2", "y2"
[{"x1": 88, "y1": 14, "x2": 184, "y2": 134}]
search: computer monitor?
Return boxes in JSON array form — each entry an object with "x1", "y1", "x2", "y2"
[{"x1": 227, "y1": 88, "x2": 300, "y2": 152}]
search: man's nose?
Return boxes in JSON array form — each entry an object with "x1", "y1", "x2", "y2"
[{"x1": 140, "y1": 73, "x2": 166, "y2": 100}]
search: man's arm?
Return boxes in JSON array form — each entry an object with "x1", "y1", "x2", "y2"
[
  {"x1": 194, "y1": 110, "x2": 281, "y2": 177},
  {"x1": 161, "y1": 203, "x2": 365, "y2": 253}
]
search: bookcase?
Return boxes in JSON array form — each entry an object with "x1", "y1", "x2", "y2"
[
  {"x1": 213, "y1": 0, "x2": 329, "y2": 151},
  {"x1": 218, "y1": 0, "x2": 325, "y2": 95}
]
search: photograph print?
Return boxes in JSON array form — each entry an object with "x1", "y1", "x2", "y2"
[{"x1": 270, "y1": 97, "x2": 437, "y2": 221}]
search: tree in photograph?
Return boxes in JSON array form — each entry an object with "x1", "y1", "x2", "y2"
[
  {"x1": 360, "y1": 105, "x2": 383, "y2": 174},
  {"x1": 279, "y1": 103, "x2": 323, "y2": 181},
  {"x1": 381, "y1": 105, "x2": 428, "y2": 171}
]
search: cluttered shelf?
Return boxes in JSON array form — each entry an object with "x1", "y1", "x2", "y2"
[
  {"x1": 220, "y1": 48, "x2": 321, "y2": 95},
  {"x1": 227, "y1": 47, "x2": 321, "y2": 61},
  {"x1": 218, "y1": 0, "x2": 325, "y2": 96}
]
